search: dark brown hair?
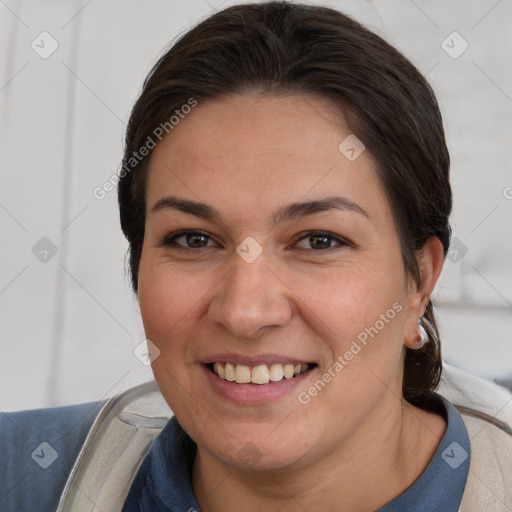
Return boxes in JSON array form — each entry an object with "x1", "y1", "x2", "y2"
[{"x1": 118, "y1": 1, "x2": 452, "y2": 407}]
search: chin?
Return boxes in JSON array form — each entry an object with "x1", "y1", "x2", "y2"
[
  {"x1": 224, "y1": 445, "x2": 305, "y2": 472},
  {"x1": 198, "y1": 425, "x2": 313, "y2": 472}
]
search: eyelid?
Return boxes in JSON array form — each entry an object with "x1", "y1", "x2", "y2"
[
  {"x1": 158, "y1": 229, "x2": 218, "y2": 248},
  {"x1": 293, "y1": 230, "x2": 351, "y2": 250},
  {"x1": 157, "y1": 229, "x2": 352, "y2": 251}
]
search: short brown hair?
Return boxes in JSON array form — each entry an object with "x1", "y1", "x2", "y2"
[{"x1": 118, "y1": 1, "x2": 452, "y2": 407}]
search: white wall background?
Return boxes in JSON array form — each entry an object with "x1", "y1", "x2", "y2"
[{"x1": 1, "y1": 0, "x2": 511, "y2": 412}]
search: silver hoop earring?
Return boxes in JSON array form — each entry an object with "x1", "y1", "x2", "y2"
[{"x1": 415, "y1": 319, "x2": 428, "y2": 349}]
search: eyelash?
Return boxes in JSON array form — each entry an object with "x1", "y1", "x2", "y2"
[{"x1": 158, "y1": 229, "x2": 350, "y2": 252}]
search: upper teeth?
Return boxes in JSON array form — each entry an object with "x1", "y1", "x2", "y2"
[{"x1": 212, "y1": 362, "x2": 310, "y2": 384}]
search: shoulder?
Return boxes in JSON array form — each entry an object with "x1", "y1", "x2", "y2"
[
  {"x1": 437, "y1": 362, "x2": 512, "y2": 512},
  {"x1": 56, "y1": 380, "x2": 172, "y2": 511},
  {"x1": 1, "y1": 382, "x2": 173, "y2": 512},
  {"x1": 438, "y1": 362, "x2": 512, "y2": 429},
  {"x1": 0, "y1": 398, "x2": 107, "y2": 512}
]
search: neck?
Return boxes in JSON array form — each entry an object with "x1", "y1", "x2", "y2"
[{"x1": 192, "y1": 398, "x2": 446, "y2": 512}]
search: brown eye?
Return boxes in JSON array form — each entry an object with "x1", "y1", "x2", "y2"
[
  {"x1": 295, "y1": 232, "x2": 347, "y2": 250},
  {"x1": 161, "y1": 230, "x2": 215, "y2": 249},
  {"x1": 182, "y1": 233, "x2": 210, "y2": 248}
]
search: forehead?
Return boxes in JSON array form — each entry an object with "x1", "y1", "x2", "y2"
[{"x1": 145, "y1": 93, "x2": 386, "y2": 223}]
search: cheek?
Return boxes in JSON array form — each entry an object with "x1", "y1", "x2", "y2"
[
  {"x1": 137, "y1": 258, "x2": 206, "y2": 353},
  {"x1": 294, "y1": 262, "x2": 405, "y2": 350},
  {"x1": 137, "y1": 259, "x2": 212, "y2": 416}
]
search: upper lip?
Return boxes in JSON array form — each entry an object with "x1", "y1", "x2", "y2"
[{"x1": 199, "y1": 353, "x2": 315, "y2": 367}]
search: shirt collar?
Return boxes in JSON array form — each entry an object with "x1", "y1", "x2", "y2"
[{"x1": 123, "y1": 393, "x2": 470, "y2": 511}]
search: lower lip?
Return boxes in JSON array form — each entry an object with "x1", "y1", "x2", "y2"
[{"x1": 200, "y1": 363, "x2": 316, "y2": 405}]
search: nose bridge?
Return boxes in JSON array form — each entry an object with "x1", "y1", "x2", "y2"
[{"x1": 209, "y1": 249, "x2": 292, "y2": 338}]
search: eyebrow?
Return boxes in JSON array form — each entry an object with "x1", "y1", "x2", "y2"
[{"x1": 150, "y1": 195, "x2": 369, "y2": 223}]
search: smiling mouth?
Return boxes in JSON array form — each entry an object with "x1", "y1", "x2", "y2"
[{"x1": 207, "y1": 362, "x2": 317, "y2": 384}]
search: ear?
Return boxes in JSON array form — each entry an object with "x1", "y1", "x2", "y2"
[{"x1": 403, "y1": 236, "x2": 445, "y2": 349}]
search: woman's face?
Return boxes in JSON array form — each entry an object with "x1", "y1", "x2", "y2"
[{"x1": 138, "y1": 93, "x2": 424, "y2": 470}]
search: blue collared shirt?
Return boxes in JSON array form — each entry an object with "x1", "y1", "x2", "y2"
[{"x1": 122, "y1": 394, "x2": 470, "y2": 511}]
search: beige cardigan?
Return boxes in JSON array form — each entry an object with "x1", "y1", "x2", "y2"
[
  {"x1": 439, "y1": 364, "x2": 512, "y2": 511},
  {"x1": 57, "y1": 363, "x2": 512, "y2": 511}
]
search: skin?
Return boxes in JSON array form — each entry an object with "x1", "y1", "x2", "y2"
[{"x1": 137, "y1": 92, "x2": 447, "y2": 512}]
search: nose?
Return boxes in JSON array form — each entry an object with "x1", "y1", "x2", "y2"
[{"x1": 207, "y1": 250, "x2": 294, "y2": 339}]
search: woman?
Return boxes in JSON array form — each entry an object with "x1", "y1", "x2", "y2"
[{"x1": 1, "y1": 2, "x2": 511, "y2": 511}]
